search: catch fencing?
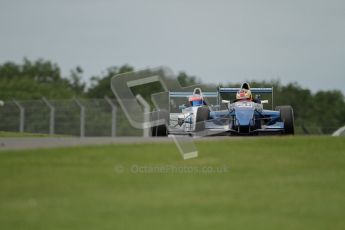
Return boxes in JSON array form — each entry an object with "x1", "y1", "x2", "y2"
[{"x1": 0, "y1": 98, "x2": 142, "y2": 137}]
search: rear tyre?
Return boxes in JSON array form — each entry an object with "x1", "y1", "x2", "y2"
[
  {"x1": 151, "y1": 125, "x2": 167, "y2": 137},
  {"x1": 276, "y1": 105, "x2": 294, "y2": 135},
  {"x1": 195, "y1": 107, "x2": 210, "y2": 132},
  {"x1": 150, "y1": 110, "x2": 168, "y2": 137}
]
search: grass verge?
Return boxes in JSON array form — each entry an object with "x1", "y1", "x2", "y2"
[{"x1": 0, "y1": 136, "x2": 344, "y2": 230}]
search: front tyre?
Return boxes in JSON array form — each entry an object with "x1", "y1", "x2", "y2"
[
  {"x1": 195, "y1": 107, "x2": 210, "y2": 132},
  {"x1": 276, "y1": 105, "x2": 295, "y2": 135}
]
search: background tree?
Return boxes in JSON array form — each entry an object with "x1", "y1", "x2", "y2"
[
  {"x1": 87, "y1": 65, "x2": 134, "y2": 98},
  {"x1": 177, "y1": 71, "x2": 199, "y2": 87},
  {"x1": 0, "y1": 58, "x2": 84, "y2": 99},
  {"x1": 69, "y1": 66, "x2": 86, "y2": 96},
  {"x1": 312, "y1": 90, "x2": 345, "y2": 133}
]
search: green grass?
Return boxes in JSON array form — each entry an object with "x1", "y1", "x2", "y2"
[
  {"x1": 0, "y1": 136, "x2": 345, "y2": 230},
  {"x1": 0, "y1": 131, "x2": 67, "y2": 137}
]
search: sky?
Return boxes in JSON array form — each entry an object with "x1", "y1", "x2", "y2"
[{"x1": 0, "y1": 0, "x2": 344, "y2": 93}]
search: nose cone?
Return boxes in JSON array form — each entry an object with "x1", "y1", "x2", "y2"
[{"x1": 235, "y1": 107, "x2": 255, "y2": 126}]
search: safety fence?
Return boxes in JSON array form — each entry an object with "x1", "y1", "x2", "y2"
[{"x1": 0, "y1": 98, "x2": 142, "y2": 137}]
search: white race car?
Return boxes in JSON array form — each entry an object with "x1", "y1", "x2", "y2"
[
  {"x1": 151, "y1": 88, "x2": 218, "y2": 136},
  {"x1": 171, "y1": 88, "x2": 212, "y2": 133}
]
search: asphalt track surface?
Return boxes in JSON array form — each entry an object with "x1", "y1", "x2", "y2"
[
  {"x1": 0, "y1": 136, "x2": 241, "y2": 151},
  {"x1": 0, "y1": 137, "x2": 171, "y2": 151}
]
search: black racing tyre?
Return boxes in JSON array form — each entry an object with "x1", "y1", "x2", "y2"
[
  {"x1": 150, "y1": 110, "x2": 168, "y2": 137},
  {"x1": 276, "y1": 105, "x2": 295, "y2": 135},
  {"x1": 151, "y1": 125, "x2": 167, "y2": 136},
  {"x1": 195, "y1": 107, "x2": 210, "y2": 132}
]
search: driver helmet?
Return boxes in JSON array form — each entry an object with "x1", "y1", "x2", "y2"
[
  {"x1": 236, "y1": 89, "x2": 252, "y2": 100},
  {"x1": 189, "y1": 88, "x2": 204, "y2": 106}
]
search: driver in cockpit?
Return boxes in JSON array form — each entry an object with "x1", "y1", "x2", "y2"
[
  {"x1": 235, "y1": 82, "x2": 253, "y2": 101},
  {"x1": 188, "y1": 88, "x2": 206, "y2": 106},
  {"x1": 235, "y1": 82, "x2": 261, "y2": 103}
]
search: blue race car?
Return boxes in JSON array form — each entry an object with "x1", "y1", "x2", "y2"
[
  {"x1": 205, "y1": 87, "x2": 294, "y2": 135},
  {"x1": 163, "y1": 84, "x2": 294, "y2": 136}
]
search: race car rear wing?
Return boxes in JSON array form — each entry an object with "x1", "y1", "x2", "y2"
[
  {"x1": 169, "y1": 92, "x2": 219, "y2": 98},
  {"x1": 168, "y1": 91, "x2": 219, "y2": 112},
  {"x1": 219, "y1": 87, "x2": 274, "y2": 109},
  {"x1": 169, "y1": 87, "x2": 274, "y2": 109},
  {"x1": 219, "y1": 87, "x2": 273, "y2": 93}
]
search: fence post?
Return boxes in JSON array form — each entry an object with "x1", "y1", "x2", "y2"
[
  {"x1": 73, "y1": 98, "x2": 85, "y2": 137},
  {"x1": 272, "y1": 86, "x2": 274, "y2": 110},
  {"x1": 13, "y1": 99, "x2": 24, "y2": 133},
  {"x1": 135, "y1": 95, "x2": 151, "y2": 137},
  {"x1": 42, "y1": 97, "x2": 55, "y2": 135},
  {"x1": 104, "y1": 96, "x2": 117, "y2": 137}
]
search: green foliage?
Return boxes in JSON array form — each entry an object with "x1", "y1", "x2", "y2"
[
  {"x1": 0, "y1": 58, "x2": 82, "y2": 99},
  {"x1": 177, "y1": 71, "x2": 199, "y2": 87},
  {"x1": 0, "y1": 77, "x2": 74, "y2": 99},
  {"x1": 87, "y1": 65, "x2": 134, "y2": 98},
  {"x1": 312, "y1": 90, "x2": 345, "y2": 132},
  {"x1": 0, "y1": 58, "x2": 61, "y2": 82},
  {"x1": 69, "y1": 66, "x2": 86, "y2": 95}
]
